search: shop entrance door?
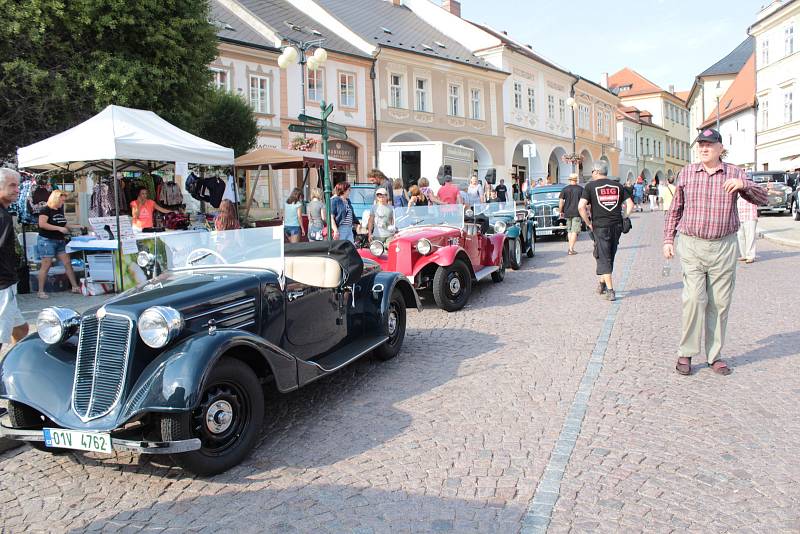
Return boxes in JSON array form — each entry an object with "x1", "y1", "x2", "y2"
[{"x1": 401, "y1": 151, "x2": 421, "y2": 189}]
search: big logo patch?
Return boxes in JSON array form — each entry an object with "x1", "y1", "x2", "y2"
[{"x1": 596, "y1": 184, "x2": 621, "y2": 212}]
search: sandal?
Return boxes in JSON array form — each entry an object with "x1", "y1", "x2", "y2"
[
  {"x1": 71, "y1": 286, "x2": 81, "y2": 294},
  {"x1": 568, "y1": 250, "x2": 577, "y2": 255},
  {"x1": 709, "y1": 360, "x2": 732, "y2": 375},
  {"x1": 675, "y1": 356, "x2": 691, "y2": 376},
  {"x1": 37, "y1": 292, "x2": 49, "y2": 299}
]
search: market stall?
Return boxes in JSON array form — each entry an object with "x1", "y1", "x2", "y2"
[
  {"x1": 16, "y1": 104, "x2": 234, "y2": 291},
  {"x1": 233, "y1": 146, "x2": 349, "y2": 223}
]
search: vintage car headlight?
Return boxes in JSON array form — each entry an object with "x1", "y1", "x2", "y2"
[
  {"x1": 37, "y1": 307, "x2": 80, "y2": 345},
  {"x1": 416, "y1": 239, "x2": 433, "y2": 255},
  {"x1": 137, "y1": 250, "x2": 155, "y2": 268},
  {"x1": 369, "y1": 240, "x2": 386, "y2": 256},
  {"x1": 493, "y1": 220, "x2": 507, "y2": 233},
  {"x1": 137, "y1": 306, "x2": 183, "y2": 348}
]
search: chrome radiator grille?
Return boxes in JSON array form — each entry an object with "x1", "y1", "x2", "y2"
[
  {"x1": 72, "y1": 312, "x2": 133, "y2": 421},
  {"x1": 533, "y1": 205, "x2": 557, "y2": 227}
]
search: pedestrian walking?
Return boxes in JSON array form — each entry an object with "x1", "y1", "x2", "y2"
[
  {"x1": 368, "y1": 169, "x2": 394, "y2": 205},
  {"x1": 494, "y1": 179, "x2": 508, "y2": 202},
  {"x1": 0, "y1": 169, "x2": 29, "y2": 353},
  {"x1": 664, "y1": 128, "x2": 767, "y2": 376},
  {"x1": 306, "y1": 188, "x2": 326, "y2": 241},
  {"x1": 558, "y1": 173, "x2": 584, "y2": 255},
  {"x1": 633, "y1": 178, "x2": 645, "y2": 212},
  {"x1": 736, "y1": 194, "x2": 758, "y2": 263},
  {"x1": 331, "y1": 181, "x2": 359, "y2": 243},
  {"x1": 647, "y1": 178, "x2": 659, "y2": 212},
  {"x1": 367, "y1": 188, "x2": 396, "y2": 243},
  {"x1": 623, "y1": 178, "x2": 634, "y2": 204},
  {"x1": 660, "y1": 176, "x2": 676, "y2": 211},
  {"x1": 578, "y1": 161, "x2": 633, "y2": 302},
  {"x1": 36, "y1": 190, "x2": 81, "y2": 298},
  {"x1": 283, "y1": 188, "x2": 304, "y2": 243},
  {"x1": 436, "y1": 175, "x2": 461, "y2": 204}
]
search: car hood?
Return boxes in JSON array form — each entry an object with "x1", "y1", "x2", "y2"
[{"x1": 393, "y1": 225, "x2": 461, "y2": 241}]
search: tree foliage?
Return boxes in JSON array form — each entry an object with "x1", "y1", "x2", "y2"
[
  {"x1": 196, "y1": 88, "x2": 258, "y2": 157},
  {"x1": 1, "y1": 0, "x2": 219, "y2": 159}
]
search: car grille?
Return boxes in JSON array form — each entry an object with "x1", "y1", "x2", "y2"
[
  {"x1": 72, "y1": 313, "x2": 134, "y2": 421},
  {"x1": 533, "y1": 205, "x2": 557, "y2": 228}
]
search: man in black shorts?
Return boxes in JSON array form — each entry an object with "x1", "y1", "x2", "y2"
[{"x1": 578, "y1": 161, "x2": 633, "y2": 301}]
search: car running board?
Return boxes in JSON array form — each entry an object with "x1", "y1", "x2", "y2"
[
  {"x1": 474, "y1": 266, "x2": 500, "y2": 281},
  {"x1": 308, "y1": 335, "x2": 389, "y2": 373}
]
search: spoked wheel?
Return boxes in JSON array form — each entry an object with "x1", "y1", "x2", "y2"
[
  {"x1": 374, "y1": 291, "x2": 407, "y2": 361},
  {"x1": 433, "y1": 260, "x2": 472, "y2": 312},
  {"x1": 161, "y1": 358, "x2": 264, "y2": 476},
  {"x1": 509, "y1": 237, "x2": 522, "y2": 270},
  {"x1": 491, "y1": 244, "x2": 508, "y2": 283}
]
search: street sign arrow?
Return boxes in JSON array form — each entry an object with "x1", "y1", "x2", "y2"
[
  {"x1": 327, "y1": 123, "x2": 347, "y2": 136},
  {"x1": 327, "y1": 129, "x2": 348, "y2": 140},
  {"x1": 322, "y1": 102, "x2": 334, "y2": 118},
  {"x1": 297, "y1": 114, "x2": 323, "y2": 127},
  {"x1": 288, "y1": 123, "x2": 322, "y2": 135}
]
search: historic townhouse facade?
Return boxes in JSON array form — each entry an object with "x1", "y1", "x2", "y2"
[
  {"x1": 573, "y1": 77, "x2": 620, "y2": 182},
  {"x1": 616, "y1": 106, "x2": 667, "y2": 184},
  {"x1": 609, "y1": 68, "x2": 691, "y2": 180},
  {"x1": 313, "y1": 0, "x2": 508, "y2": 182},
  {"x1": 749, "y1": 0, "x2": 800, "y2": 171},
  {"x1": 685, "y1": 37, "x2": 754, "y2": 161}
]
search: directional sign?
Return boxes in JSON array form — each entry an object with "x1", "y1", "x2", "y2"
[
  {"x1": 327, "y1": 123, "x2": 347, "y2": 136},
  {"x1": 322, "y1": 101, "x2": 334, "y2": 118},
  {"x1": 297, "y1": 114, "x2": 323, "y2": 127},
  {"x1": 288, "y1": 123, "x2": 322, "y2": 135},
  {"x1": 327, "y1": 129, "x2": 348, "y2": 141}
]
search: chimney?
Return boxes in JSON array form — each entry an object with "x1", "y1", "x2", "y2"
[
  {"x1": 601, "y1": 72, "x2": 608, "y2": 89},
  {"x1": 668, "y1": 84, "x2": 675, "y2": 93},
  {"x1": 391, "y1": 0, "x2": 401, "y2": 5},
  {"x1": 442, "y1": 0, "x2": 461, "y2": 17}
]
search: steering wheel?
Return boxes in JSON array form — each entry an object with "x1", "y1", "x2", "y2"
[{"x1": 185, "y1": 248, "x2": 228, "y2": 267}]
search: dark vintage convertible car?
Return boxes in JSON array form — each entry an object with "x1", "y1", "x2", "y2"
[{"x1": 0, "y1": 227, "x2": 419, "y2": 475}]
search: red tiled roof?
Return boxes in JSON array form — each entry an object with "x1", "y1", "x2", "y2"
[
  {"x1": 616, "y1": 105, "x2": 668, "y2": 131},
  {"x1": 675, "y1": 90, "x2": 690, "y2": 102},
  {"x1": 699, "y1": 54, "x2": 755, "y2": 129},
  {"x1": 608, "y1": 68, "x2": 664, "y2": 97}
]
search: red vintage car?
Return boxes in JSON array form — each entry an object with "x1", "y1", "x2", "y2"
[{"x1": 358, "y1": 205, "x2": 507, "y2": 311}]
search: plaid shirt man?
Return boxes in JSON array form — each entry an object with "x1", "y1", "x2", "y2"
[{"x1": 664, "y1": 162, "x2": 767, "y2": 244}]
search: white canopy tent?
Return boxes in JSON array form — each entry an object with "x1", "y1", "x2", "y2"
[
  {"x1": 16, "y1": 105, "x2": 235, "y2": 290},
  {"x1": 17, "y1": 104, "x2": 233, "y2": 171}
]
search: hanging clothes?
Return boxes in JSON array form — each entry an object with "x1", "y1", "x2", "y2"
[
  {"x1": 28, "y1": 183, "x2": 53, "y2": 220},
  {"x1": 158, "y1": 181, "x2": 184, "y2": 207},
  {"x1": 222, "y1": 175, "x2": 237, "y2": 203},
  {"x1": 15, "y1": 179, "x2": 36, "y2": 223},
  {"x1": 89, "y1": 181, "x2": 114, "y2": 217}
]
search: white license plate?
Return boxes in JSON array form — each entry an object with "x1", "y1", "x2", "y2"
[
  {"x1": 538, "y1": 229, "x2": 553, "y2": 236},
  {"x1": 43, "y1": 428, "x2": 113, "y2": 453}
]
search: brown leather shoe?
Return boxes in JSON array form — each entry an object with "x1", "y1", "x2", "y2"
[{"x1": 675, "y1": 356, "x2": 692, "y2": 375}]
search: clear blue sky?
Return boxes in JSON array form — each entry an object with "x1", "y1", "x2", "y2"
[{"x1": 461, "y1": 0, "x2": 760, "y2": 91}]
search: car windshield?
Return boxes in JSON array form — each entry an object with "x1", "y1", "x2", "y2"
[
  {"x1": 473, "y1": 199, "x2": 516, "y2": 216},
  {"x1": 394, "y1": 205, "x2": 464, "y2": 230},
  {"x1": 350, "y1": 187, "x2": 375, "y2": 205},
  {"x1": 750, "y1": 174, "x2": 784, "y2": 184},
  {"x1": 156, "y1": 226, "x2": 284, "y2": 274},
  {"x1": 531, "y1": 190, "x2": 561, "y2": 202}
]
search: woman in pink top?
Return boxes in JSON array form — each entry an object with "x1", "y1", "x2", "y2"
[
  {"x1": 736, "y1": 194, "x2": 758, "y2": 263},
  {"x1": 131, "y1": 187, "x2": 173, "y2": 230}
]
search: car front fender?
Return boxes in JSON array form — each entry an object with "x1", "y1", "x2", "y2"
[
  {"x1": 409, "y1": 245, "x2": 468, "y2": 279},
  {"x1": 505, "y1": 224, "x2": 521, "y2": 239},
  {"x1": 121, "y1": 330, "x2": 298, "y2": 421}
]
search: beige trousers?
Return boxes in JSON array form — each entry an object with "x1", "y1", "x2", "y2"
[
  {"x1": 676, "y1": 233, "x2": 738, "y2": 364},
  {"x1": 737, "y1": 220, "x2": 757, "y2": 260}
]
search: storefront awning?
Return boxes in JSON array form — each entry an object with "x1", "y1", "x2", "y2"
[{"x1": 234, "y1": 147, "x2": 349, "y2": 170}]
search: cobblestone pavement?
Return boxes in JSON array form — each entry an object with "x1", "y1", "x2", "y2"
[{"x1": 1, "y1": 214, "x2": 798, "y2": 532}]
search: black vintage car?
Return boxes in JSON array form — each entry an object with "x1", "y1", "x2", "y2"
[{"x1": 0, "y1": 227, "x2": 419, "y2": 475}]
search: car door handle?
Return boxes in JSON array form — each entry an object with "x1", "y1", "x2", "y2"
[{"x1": 287, "y1": 290, "x2": 305, "y2": 301}]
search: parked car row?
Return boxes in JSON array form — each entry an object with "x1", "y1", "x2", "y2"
[
  {"x1": 0, "y1": 201, "x2": 546, "y2": 476},
  {"x1": 747, "y1": 171, "x2": 799, "y2": 219}
]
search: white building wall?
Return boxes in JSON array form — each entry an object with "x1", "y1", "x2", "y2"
[{"x1": 718, "y1": 110, "x2": 757, "y2": 168}]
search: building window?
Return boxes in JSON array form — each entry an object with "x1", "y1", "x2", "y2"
[
  {"x1": 762, "y1": 38, "x2": 770, "y2": 65},
  {"x1": 211, "y1": 68, "x2": 229, "y2": 91},
  {"x1": 513, "y1": 82, "x2": 523, "y2": 109},
  {"x1": 390, "y1": 73, "x2": 403, "y2": 108},
  {"x1": 415, "y1": 78, "x2": 428, "y2": 112},
  {"x1": 604, "y1": 111, "x2": 611, "y2": 136},
  {"x1": 640, "y1": 138, "x2": 644, "y2": 156},
  {"x1": 786, "y1": 25, "x2": 795, "y2": 55},
  {"x1": 596, "y1": 110, "x2": 603, "y2": 132},
  {"x1": 646, "y1": 139, "x2": 650, "y2": 155},
  {"x1": 558, "y1": 98, "x2": 566, "y2": 122},
  {"x1": 547, "y1": 95, "x2": 555, "y2": 120},
  {"x1": 785, "y1": 91, "x2": 793, "y2": 123},
  {"x1": 339, "y1": 72, "x2": 356, "y2": 108},
  {"x1": 761, "y1": 99, "x2": 769, "y2": 129},
  {"x1": 307, "y1": 68, "x2": 324, "y2": 102},
  {"x1": 528, "y1": 88, "x2": 536, "y2": 113},
  {"x1": 470, "y1": 88, "x2": 482, "y2": 120},
  {"x1": 667, "y1": 138, "x2": 672, "y2": 157},
  {"x1": 249, "y1": 75, "x2": 270, "y2": 114},
  {"x1": 578, "y1": 104, "x2": 590, "y2": 129},
  {"x1": 448, "y1": 83, "x2": 461, "y2": 116}
]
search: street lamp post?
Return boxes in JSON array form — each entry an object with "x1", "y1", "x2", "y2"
[
  {"x1": 714, "y1": 82, "x2": 724, "y2": 131},
  {"x1": 566, "y1": 96, "x2": 579, "y2": 174},
  {"x1": 277, "y1": 35, "x2": 328, "y2": 122}
]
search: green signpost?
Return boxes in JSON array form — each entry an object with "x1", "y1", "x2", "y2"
[{"x1": 287, "y1": 101, "x2": 348, "y2": 240}]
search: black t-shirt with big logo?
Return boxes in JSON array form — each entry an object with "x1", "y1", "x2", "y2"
[{"x1": 581, "y1": 178, "x2": 630, "y2": 228}]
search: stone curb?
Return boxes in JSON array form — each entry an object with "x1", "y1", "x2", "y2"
[{"x1": 760, "y1": 232, "x2": 800, "y2": 249}]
